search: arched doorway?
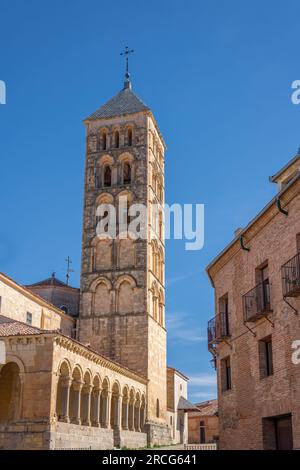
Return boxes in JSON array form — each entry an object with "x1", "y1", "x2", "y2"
[{"x1": 0, "y1": 362, "x2": 22, "y2": 422}]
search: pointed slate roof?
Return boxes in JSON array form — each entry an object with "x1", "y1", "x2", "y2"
[{"x1": 86, "y1": 86, "x2": 150, "y2": 121}]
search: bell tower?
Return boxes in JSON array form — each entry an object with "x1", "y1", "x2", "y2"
[{"x1": 78, "y1": 59, "x2": 170, "y2": 441}]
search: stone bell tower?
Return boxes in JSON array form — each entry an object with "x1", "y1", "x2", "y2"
[{"x1": 78, "y1": 54, "x2": 170, "y2": 441}]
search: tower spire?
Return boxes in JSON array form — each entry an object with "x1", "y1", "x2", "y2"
[{"x1": 120, "y1": 46, "x2": 134, "y2": 90}]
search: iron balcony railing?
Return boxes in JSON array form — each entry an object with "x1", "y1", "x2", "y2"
[
  {"x1": 207, "y1": 312, "x2": 231, "y2": 346},
  {"x1": 243, "y1": 282, "x2": 271, "y2": 322},
  {"x1": 281, "y1": 251, "x2": 300, "y2": 298}
]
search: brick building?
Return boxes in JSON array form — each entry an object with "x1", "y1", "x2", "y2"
[
  {"x1": 206, "y1": 151, "x2": 300, "y2": 449},
  {"x1": 188, "y1": 399, "x2": 219, "y2": 444}
]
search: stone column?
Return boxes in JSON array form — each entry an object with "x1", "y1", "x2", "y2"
[
  {"x1": 140, "y1": 407, "x2": 145, "y2": 432},
  {"x1": 123, "y1": 399, "x2": 129, "y2": 430},
  {"x1": 61, "y1": 378, "x2": 72, "y2": 423},
  {"x1": 73, "y1": 381, "x2": 83, "y2": 425},
  {"x1": 92, "y1": 387, "x2": 101, "y2": 427},
  {"x1": 103, "y1": 391, "x2": 111, "y2": 428},
  {"x1": 129, "y1": 401, "x2": 135, "y2": 431},
  {"x1": 114, "y1": 395, "x2": 122, "y2": 429},
  {"x1": 82, "y1": 385, "x2": 92, "y2": 426},
  {"x1": 135, "y1": 404, "x2": 141, "y2": 432}
]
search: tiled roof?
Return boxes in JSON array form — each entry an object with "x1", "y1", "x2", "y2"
[
  {"x1": 26, "y1": 274, "x2": 71, "y2": 288},
  {"x1": 190, "y1": 399, "x2": 218, "y2": 416},
  {"x1": 86, "y1": 87, "x2": 150, "y2": 120},
  {"x1": 0, "y1": 315, "x2": 57, "y2": 337}
]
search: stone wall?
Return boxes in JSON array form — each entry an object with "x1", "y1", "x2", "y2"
[
  {"x1": 0, "y1": 422, "x2": 51, "y2": 450},
  {"x1": 0, "y1": 273, "x2": 74, "y2": 336},
  {"x1": 144, "y1": 421, "x2": 172, "y2": 446},
  {"x1": 50, "y1": 421, "x2": 114, "y2": 449}
]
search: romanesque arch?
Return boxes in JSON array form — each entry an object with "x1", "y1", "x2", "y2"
[
  {"x1": 0, "y1": 361, "x2": 22, "y2": 423},
  {"x1": 115, "y1": 275, "x2": 136, "y2": 315},
  {"x1": 56, "y1": 360, "x2": 72, "y2": 421},
  {"x1": 92, "y1": 278, "x2": 112, "y2": 316}
]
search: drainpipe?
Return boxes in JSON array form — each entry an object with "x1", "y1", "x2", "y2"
[{"x1": 276, "y1": 195, "x2": 288, "y2": 216}]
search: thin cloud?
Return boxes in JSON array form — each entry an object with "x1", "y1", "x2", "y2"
[
  {"x1": 166, "y1": 312, "x2": 206, "y2": 342},
  {"x1": 166, "y1": 272, "x2": 195, "y2": 286},
  {"x1": 189, "y1": 391, "x2": 217, "y2": 401},
  {"x1": 188, "y1": 373, "x2": 217, "y2": 387}
]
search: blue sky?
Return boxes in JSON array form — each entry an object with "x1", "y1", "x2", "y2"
[{"x1": 1, "y1": 0, "x2": 300, "y2": 401}]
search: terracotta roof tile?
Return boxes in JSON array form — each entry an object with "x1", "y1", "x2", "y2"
[{"x1": 0, "y1": 315, "x2": 57, "y2": 337}]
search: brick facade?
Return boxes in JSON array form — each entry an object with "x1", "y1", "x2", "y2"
[{"x1": 207, "y1": 154, "x2": 300, "y2": 449}]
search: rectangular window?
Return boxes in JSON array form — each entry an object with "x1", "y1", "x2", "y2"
[
  {"x1": 255, "y1": 262, "x2": 270, "y2": 311},
  {"x1": 26, "y1": 312, "x2": 33, "y2": 325},
  {"x1": 219, "y1": 294, "x2": 230, "y2": 336},
  {"x1": 296, "y1": 233, "x2": 300, "y2": 253},
  {"x1": 259, "y1": 336, "x2": 273, "y2": 378},
  {"x1": 221, "y1": 356, "x2": 232, "y2": 391},
  {"x1": 0, "y1": 296, "x2": 2, "y2": 313}
]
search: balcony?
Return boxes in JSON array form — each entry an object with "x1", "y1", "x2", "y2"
[
  {"x1": 281, "y1": 252, "x2": 300, "y2": 298},
  {"x1": 243, "y1": 282, "x2": 272, "y2": 322},
  {"x1": 207, "y1": 312, "x2": 231, "y2": 347}
]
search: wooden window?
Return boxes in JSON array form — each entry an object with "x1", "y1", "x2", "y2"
[
  {"x1": 221, "y1": 356, "x2": 231, "y2": 391},
  {"x1": 259, "y1": 336, "x2": 273, "y2": 378},
  {"x1": 296, "y1": 233, "x2": 300, "y2": 253}
]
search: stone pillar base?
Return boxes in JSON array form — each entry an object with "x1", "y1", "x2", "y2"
[{"x1": 144, "y1": 421, "x2": 172, "y2": 447}]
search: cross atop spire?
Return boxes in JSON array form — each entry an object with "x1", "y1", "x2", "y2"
[
  {"x1": 65, "y1": 256, "x2": 74, "y2": 286},
  {"x1": 120, "y1": 46, "x2": 134, "y2": 90}
]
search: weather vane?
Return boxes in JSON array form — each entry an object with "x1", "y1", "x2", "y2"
[
  {"x1": 120, "y1": 46, "x2": 134, "y2": 89},
  {"x1": 65, "y1": 256, "x2": 74, "y2": 286}
]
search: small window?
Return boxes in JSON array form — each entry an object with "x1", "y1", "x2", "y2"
[
  {"x1": 123, "y1": 162, "x2": 131, "y2": 184},
  {"x1": 180, "y1": 384, "x2": 182, "y2": 392},
  {"x1": 101, "y1": 131, "x2": 107, "y2": 150},
  {"x1": 0, "y1": 296, "x2": 2, "y2": 313},
  {"x1": 114, "y1": 130, "x2": 120, "y2": 148},
  {"x1": 104, "y1": 165, "x2": 112, "y2": 187},
  {"x1": 156, "y1": 399, "x2": 160, "y2": 418},
  {"x1": 259, "y1": 336, "x2": 273, "y2": 378},
  {"x1": 60, "y1": 305, "x2": 69, "y2": 314},
  {"x1": 170, "y1": 416, "x2": 172, "y2": 425},
  {"x1": 296, "y1": 233, "x2": 300, "y2": 253},
  {"x1": 26, "y1": 312, "x2": 33, "y2": 325},
  {"x1": 128, "y1": 128, "x2": 133, "y2": 146},
  {"x1": 221, "y1": 356, "x2": 232, "y2": 391}
]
